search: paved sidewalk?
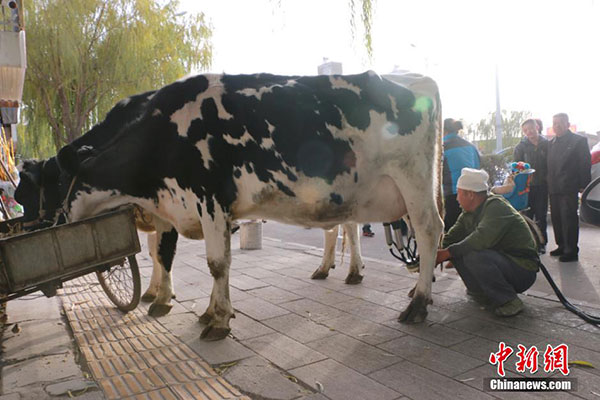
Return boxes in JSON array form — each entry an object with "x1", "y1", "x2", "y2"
[
  {"x1": 1, "y1": 228, "x2": 599, "y2": 399},
  {"x1": 59, "y1": 274, "x2": 249, "y2": 400},
  {"x1": 0, "y1": 294, "x2": 102, "y2": 399}
]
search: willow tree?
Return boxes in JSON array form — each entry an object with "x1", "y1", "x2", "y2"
[
  {"x1": 20, "y1": 0, "x2": 212, "y2": 157},
  {"x1": 349, "y1": 0, "x2": 374, "y2": 60},
  {"x1": 467, "y1": 110, "x2": 532, "y2": 154}
]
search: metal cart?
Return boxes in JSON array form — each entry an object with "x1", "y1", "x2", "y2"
[{"x1": 0, "y1": 206, "x2": 141, "y2": 312}]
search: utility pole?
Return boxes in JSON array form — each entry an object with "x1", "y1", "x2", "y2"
[{"x1": 495, "y1": 64, "x2": 503, "y2": 153}]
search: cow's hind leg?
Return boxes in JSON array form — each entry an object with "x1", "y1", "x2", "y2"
[
  {"x1": 198, "y1": 206, "x2": 235, "y2": 341},
  {"x1": 343, "y1": 223, "x2": 364, "y2": 284},
  {"x1": 311, "y1": 225, "x2": 339, "y2": 280},
  {"x1": 397, "y1": 181, "x2": 443, "y2": 323},
  {"x1": 147, "y1": 219, "x2": 178, "y2": 317}
]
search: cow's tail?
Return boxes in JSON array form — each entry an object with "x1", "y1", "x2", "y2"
[
  {"x1": 339, "y1": 226, "x2": 347, "y2": 266},
  {"x1": 434, "y1": 89, "x2": 445, "y2": 246}
]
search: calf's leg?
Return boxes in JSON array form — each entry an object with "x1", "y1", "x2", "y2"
[
  {"x1": 147, "y1": 219, "x2": 178, "y2": 317},
  {"x1": 311, "y1": 225, "x2": 339, "y2": 279},
  {"x1": 343, "y1": 223, "x2": 365, "y2": 284}
]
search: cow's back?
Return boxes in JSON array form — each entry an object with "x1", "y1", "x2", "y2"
[{"x1": 75, "y1": 71, "x2": 440, "y2": 230}]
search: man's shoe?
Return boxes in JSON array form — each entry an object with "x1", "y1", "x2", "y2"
[
  {"x1": 494, "y1": 297, "x2": 524, "y2": 317},
  {"x1": 549, "y1": 248, "x2": 564, "y2": 257},
  {"x1": 466, "y1": 290, "x2": 492, "y2": 306},
  {"x1": 538, "y1": 244, "x2": 546, "y2": 254},
  {"x1": 559, "y1": 253, "x2": 578, "y2": 262}
]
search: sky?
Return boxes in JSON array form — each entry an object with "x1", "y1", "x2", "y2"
[{"x1": 178, "y1": 0, "x2": 600, "y2": 134}]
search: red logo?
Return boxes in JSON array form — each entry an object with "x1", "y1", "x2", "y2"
[
  {"x1": 515, "y1": 345, "x2": 539, "y2": 374},
  {"x1": 489, "y1": 342, "x2": 514, "y2": 377},
  {"x1": 543, "y1": 344, "x2": 570, "y2": 375},
  {"x1": 489, "y1": 343, "x2": 570, "y2": 377}
]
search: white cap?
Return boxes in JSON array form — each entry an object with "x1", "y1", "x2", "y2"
[{"x1": 457, "y1": 168, "x2": 489, "y2": 192}]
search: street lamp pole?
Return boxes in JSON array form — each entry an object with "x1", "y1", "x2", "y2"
[{"x1": 495, "y1": 64, "x2": 503, "y2": 153}]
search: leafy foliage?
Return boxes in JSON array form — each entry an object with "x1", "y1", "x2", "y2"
[
  {"x1": 348, "y1": 0, "x2": 374, "y2": 61},
  {"x1": 19, "y1": 0, "x2": 212, "y2": 157},
  {"x1": 481, "y1": 151, "x2": 514, "y2": 186},
  {"x1": 463, "y1": 109, "x2": 533, "y2": 186},
  {"x1": 465, "y1": 110, "x2": 531, "y2": 154}
]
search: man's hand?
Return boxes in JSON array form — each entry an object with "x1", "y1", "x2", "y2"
[{"x1": 436, "y1": 248, "x2": 451, "y2": 264}]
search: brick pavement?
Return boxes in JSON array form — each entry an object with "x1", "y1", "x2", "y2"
[
  {"x1": 135, "y1": 233, "x2": 600, "y2": 399},
  {"x1": 59, "y1": 274, "x2": 250, "y2": 400},
  {"x1": 3, "y1": 230, "x2": 600, "y2": 399}
]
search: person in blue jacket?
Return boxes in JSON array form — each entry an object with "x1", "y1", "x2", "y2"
[{"x1": 442, "y1": 118, "x2": 481, "y2": 231}]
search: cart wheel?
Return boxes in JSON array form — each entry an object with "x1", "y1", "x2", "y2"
[{"x1": 96, "y1": 255, "x2": 141, "y2": 312}]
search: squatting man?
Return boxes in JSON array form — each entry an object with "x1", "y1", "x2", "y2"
[{"x1": 436, "y1": 168, "x2": 540, "y2": 317}]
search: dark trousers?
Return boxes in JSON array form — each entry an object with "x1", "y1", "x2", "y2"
[
  {"x1": 444, "y1": 194, "x2": 461, "y2": 232},
  {"x1": 549, "y1": 193, "x2": 580, "y2": 255},
  {"x1": 452, "y1": 250, "x2": 537, "y2": 307},
  {"x1": 524, "y1": 185, "x2": 548, "y2": 243}
]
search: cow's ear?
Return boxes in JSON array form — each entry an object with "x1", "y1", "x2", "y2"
[
  {"x1": 19, "y1": 170, "x2": 39, "y2": 189},
  {"x1": 57, "y1": 145, "x2": 80, "y2": 176},
  {"x1": 17, "y1": 159, "x2": 43, "y2": 188}
]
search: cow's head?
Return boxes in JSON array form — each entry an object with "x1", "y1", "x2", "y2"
[
  {"x1": 14, "y1": 145, "x2": 98, "y2": 227},
  {"x1": 15, "y1": 158, "x2": 63, "y2": 226}
]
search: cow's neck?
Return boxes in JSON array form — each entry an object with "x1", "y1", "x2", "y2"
[{"x1": 69, "y1": 188, "x2": 133, "y2": 221}]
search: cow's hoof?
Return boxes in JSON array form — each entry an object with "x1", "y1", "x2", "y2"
[
  {"x1": 142, "y1": 292, "x2": 175, "y2": 302},
  {"x1": 398, "y1": 296, "x2": 430, "y2": 323},
  {"x1": 141, "y1": 292, "x2": 156, "y2": 303},
  {"x1": 198, "y1": 312, "x2": 213, "y2": 325},
  {"x1": 345, "y1": 273, "x2": 363, "y2": 285},
  {"x1": 148, "y1": 303, "x2": 173, "y2": 317},
  {"x1": 200, "y1": 325, "x2": 231, "y2": 341},
  {"x1": 311, "y1": 269, "x2": 329, "y2": 280}
]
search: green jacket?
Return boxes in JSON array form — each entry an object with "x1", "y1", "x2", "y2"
[{"x1": 442, "y1": 195, "x2": 540, "y2": 271}]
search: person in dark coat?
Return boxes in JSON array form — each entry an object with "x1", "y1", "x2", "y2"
[
  {"x1": 535, "y1": 118, "x2": 544, "y2": 135},
  {"x1": 442, "y1": 118, "x2": 481, "y2": 232},
  {"x1": 513, "y1": 119, "x2": 549, "y2": 253},
  {"x1": 547, "y1": 113, "x2": 592, "y2": 262}
]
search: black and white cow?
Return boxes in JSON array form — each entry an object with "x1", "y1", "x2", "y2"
[
  {"x1": 16, "y1": 95, "x2": 367, "y2": 311},
  {"x1": 22, "y1": 71, "x2": 443, "y2": 340}
]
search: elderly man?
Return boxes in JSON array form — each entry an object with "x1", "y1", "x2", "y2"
[
  {"x1": 436, "y1": 168, "x2": 539, "y2": 317},
  {"x1": 547, "y1": 113, "x2": 591, "y2": 262}
]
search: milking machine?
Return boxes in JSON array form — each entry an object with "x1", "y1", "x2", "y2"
[{"x1": 383, "y1": 218, "x2": 419, "y2": 269}]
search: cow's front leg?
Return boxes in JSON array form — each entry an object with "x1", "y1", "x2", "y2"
[
  {"x1": 142, "y1": 232, "x2": 161, "y2": 302},
  {"x1": 311, "y1": 225, "x2": 339, "y2": 279},
  {"x1": 342, "y1": 223, "x2": 364, "y2": 284},
  {"x1": 147, "y1": 219, "x2": 178, "y2": 317},
  {"x1": 198, "y1": 207, "x2": 235, "y2": 341}
]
